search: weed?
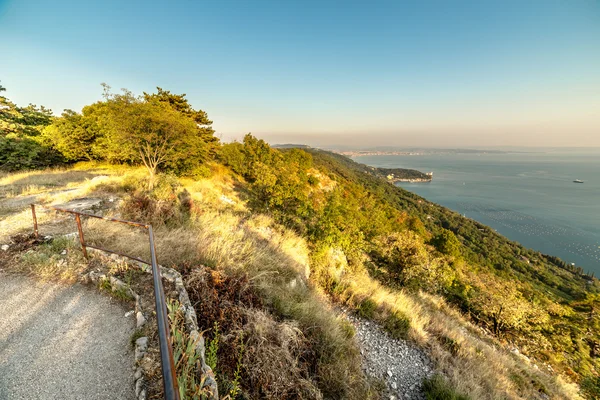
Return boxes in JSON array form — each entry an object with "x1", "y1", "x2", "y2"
[
  {"x1": 167, "y1": 300, "x2": 216, "y2": 400},
  {"x1": 130, "y1": 328, "x2": 146, "y2": 349},
  {"x1": 423, "y1": 375, "x2": 471, "y2": 400},
  {"x1": 228, "y1": 333, "x2": 244, "y2": 399},
  {"x1": 383, "y1": 311, "x2": 411, "y2": 339},
  {"x1": 358, "y1": 298, "x2": 378, "y2": 318},
  {"x1": 206, "y1": 322, "x2": 219, "y2": 372}
]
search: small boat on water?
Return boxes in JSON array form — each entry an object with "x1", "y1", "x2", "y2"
[{"x1": 573, "y1": 179, "x2": 584, "y2": 183}]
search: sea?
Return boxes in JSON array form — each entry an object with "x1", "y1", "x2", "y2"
[{"x1": 353, "y1": 149, "x2": 600, "y2": 274}]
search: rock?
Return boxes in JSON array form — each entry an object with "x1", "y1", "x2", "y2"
[
  {"x1": 125, "y1": 310, "x2": 134, "y2": 318},
  {"x1": 136, "y1": 311, "x2": 146, "y2": 328},
  {"x1": 61, "y1": 250, "x2": 67, "y2": 255},
  {"x1": 135, "y1": 377, "x2": 144, "y2": 397},
  {"x1": 1, "y1": 244, "x2": 9, "y2": 251},
  {"x1": 135, "y1": 337, "x2": 148, "y2": 361},
  {"x1": 134, "y1": 368, "x2": 143, "y2": 380},
  {"x1": 219, "y1": 195, "x2": 235, "y2": 205},
  {"x1": 344, "y1": 309, "x2": 432, "y2": 400}
]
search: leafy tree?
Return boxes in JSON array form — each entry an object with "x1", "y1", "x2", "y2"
[
  {"x1": 0, "y1": 135, "x2": 63, "y2": 171},
  {"x1": 372, "y1": 231, "x2": 455, "y2": 291},
  {"x1": 432, "y1": 228, "x2": 461, "y2": 257},
  {"x1": 102, "y1": 97, "x2": 207, "y2": 188},
  {"x1": 1, "y1": 84, "x2": 53, "y2": 138},
  {"x1": 0, "y1": 84, "x2": 63, "y2": 170},
  {"x1": 42, "y1": 110, "x2": 97, "y2": 161},
  {"x1": 143, "y1": 87, "x2": 218, "y2": 156},
  {"x1": 470, "y1": 274, "x2": 548, "y2": 336}
]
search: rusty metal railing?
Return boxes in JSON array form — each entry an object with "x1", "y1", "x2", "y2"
[{"x1": 30, "y1": 204, "x2": 180, "y2": 400}]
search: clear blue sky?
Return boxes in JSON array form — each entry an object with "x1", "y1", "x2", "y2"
[{"x1": 1, "y1": 0, "x2": 599, "y2": 147}]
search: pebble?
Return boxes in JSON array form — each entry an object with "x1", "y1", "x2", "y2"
[{"x1": 344, "y1": 311, "x2": 433, "y2": 400}]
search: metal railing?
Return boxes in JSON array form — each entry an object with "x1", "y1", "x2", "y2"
[{"x1": 30, "y1": 204, "x2": 180, "y2": 400}]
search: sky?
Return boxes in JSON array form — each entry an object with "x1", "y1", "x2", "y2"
[{"x1": 0, "y1": 0, "x2": 599, "y2": 148}]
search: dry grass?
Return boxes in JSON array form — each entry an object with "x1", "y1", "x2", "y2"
[
  {"x1": 12, "y1": 236, "x2": 88, "y2": 282},
  {"x1": 326, "y1": 254, "x2": 583, "y2": 399},
  {"x1": 75, "y1": 170, "x2": 373, "y2": 399},
  {"x1": 0, "y1": 163, "x2": 584, "y2": 400}
]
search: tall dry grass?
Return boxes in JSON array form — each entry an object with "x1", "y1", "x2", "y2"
[{"x1": 2, "y1": 163, "x2": 583, "y2": 400}]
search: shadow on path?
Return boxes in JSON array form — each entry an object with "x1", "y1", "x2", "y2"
[{"x1": 0, "y1": 273, "x2": 135, "y2": 400}]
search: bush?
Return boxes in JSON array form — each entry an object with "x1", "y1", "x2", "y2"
[
  {"x1": 120, "y1": 175, "x2": 192, "y2": 227},
  {"x1": 0, "y1": 136, "x2": 64, "y2": 171},
  {"x1": 383, "y1": 311, "x2": 411, "y2": 339},
  {"x1": 423, "y1": 375, "x2": 471, "y2": 400},
  {"x1": 581, "y1": 375, "x2": 600, "y2": 399}
]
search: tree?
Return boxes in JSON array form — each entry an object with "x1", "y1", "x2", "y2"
[
  {"x1": 432, "y1": 228, "x2": 461, "y2": 257},
  {"x1": 1, "y1": 86, "x2": 53, "y2": 137},
  {"x1": 0, "y1": 84, "x2": 63, "y2": 170},
  {"x1": 143, "y1": 87, "x2": 219, "y2": 157},
  {"x1": 103, "y1": 98, "x2": 206, "y2": 188},
  {"x1": 43, "y1": 110, "x2": 97, "y2": 161},
  {"x1": 372, "y1": 231, "x2": 455, "y2": 291},
  {"x1": 470, "y1": 274, "x2": 548, "y2": 336}
]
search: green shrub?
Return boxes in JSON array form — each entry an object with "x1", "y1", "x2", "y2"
[
  {"x1": 423, "y1": 375, "x2": 470, "y2": 400},
  {"x1": 581, "y1": 375, "x2": 600, "y2": 399},
  {"x1": 0, "y1": 136, "x2": 64, "y2": 171},
  {"x1": 358, "y1": 298, "x2": 378, "y2": 318},
  {"x1": 383, "y1": 311, "x2": 410, "y2": 339}
]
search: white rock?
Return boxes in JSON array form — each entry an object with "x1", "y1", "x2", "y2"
[
  {"x1": 125, "y1": 310, "x2": 134, "y2": 318},
  {"x1": 136, "y1": 311, "x2": 146, "y2": 328},
  {"x1": 387, "y1": 369, "x2": 393, "y2": 377},
  {"x1": 1, "y1": 244, "x2": 9, "y2": 251}
]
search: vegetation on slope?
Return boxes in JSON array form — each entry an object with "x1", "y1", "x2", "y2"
[{"x1": 3, "y1": 84, "x2": 599, "y2": 399}]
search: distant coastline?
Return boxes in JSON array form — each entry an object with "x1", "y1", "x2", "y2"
[{"x1": 335, "y1": 149, "x2": 521, "y2": 157}]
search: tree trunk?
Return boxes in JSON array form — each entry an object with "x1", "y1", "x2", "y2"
[{"x1": 148, "y1": 167, "x2": 156, "y2": 190}]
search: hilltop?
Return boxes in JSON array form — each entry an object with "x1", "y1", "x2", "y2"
[{"x1": 2, "y1": 85, "x2": 599, "y2": 399}]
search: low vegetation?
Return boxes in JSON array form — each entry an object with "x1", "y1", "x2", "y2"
[{"x1": 2, "y1": 84, "x2": 598, "y2": 399}]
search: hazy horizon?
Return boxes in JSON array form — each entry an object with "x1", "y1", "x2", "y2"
[{"x1": 1, "y1": 0, "x2": 599, "y2": 148}]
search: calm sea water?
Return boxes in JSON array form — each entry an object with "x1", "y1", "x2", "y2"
[{"x1": 354, "y1": 150, "x2": 600, "y2": 273}]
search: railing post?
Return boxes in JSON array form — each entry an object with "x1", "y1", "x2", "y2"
[
  {"x1": 148, "y1": 225, "x2": 180, "y2": 400},
  {"x1": 30, "y1": 204, "x2": 39, "y2": 239},
  {"x1": 74, "y1": 213, "x2": 88, "y2": 259}
]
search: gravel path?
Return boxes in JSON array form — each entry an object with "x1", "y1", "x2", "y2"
[
  {"x1": 0, "y1": 272, "x2": 135, "y2": 400},
  {"x1": 344, "y1": 311, "x2": 433, "y2": 400}
]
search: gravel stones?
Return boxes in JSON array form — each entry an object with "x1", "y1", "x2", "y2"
[{"x1": 344, "y1": 312, "x2": 433, "y2": 400}]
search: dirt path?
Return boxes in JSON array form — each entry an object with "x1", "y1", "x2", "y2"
[
  {"x1": 344, "y1": 311, "x2": 433, "y2": 400},
  {"x1": 0, "y1": 272, "x2": 135, "y2": 400}
]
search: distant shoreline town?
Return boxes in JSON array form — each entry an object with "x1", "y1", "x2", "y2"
[{"x1": 332, "y1": 149, "x2": 516, "y2": 157}]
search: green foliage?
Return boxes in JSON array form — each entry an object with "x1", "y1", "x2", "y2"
[
  {"x1": 0, "y1": 136, "x2": 64, "y2": 171},
  {"x1": 1, "y1": 88, "x2": 53, "y2": 137},
  {"x1": 42, "y1": 109, "x2": 98, "y2": 161},
  {"x1": 0, "y1": 85, "x2": 64, "y2": 171},
  {"x1": 383, "y1": 311, "x2": 411, "y2": 339},
  {"x1": 423, "y1": 375, "x2": 471, "y2": 400},
  {"x1": 206, "y1": 322, "x2": 220, "y2": 372},
  {"x1": 581, "y1": 375, "x2": 600, "y2": 399},
  {"x1": 432, "y1": 228, "x2": 461, "y2": 257},
  {"x1": 168, "y1": 300, "x2": 216, "y2": 400},
  {"x1": 372, "y1": 231, "x2": 455, "y2": 291},
  {"x1": 41, "y1": 85, "x2": 219, "y2": 182}
]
